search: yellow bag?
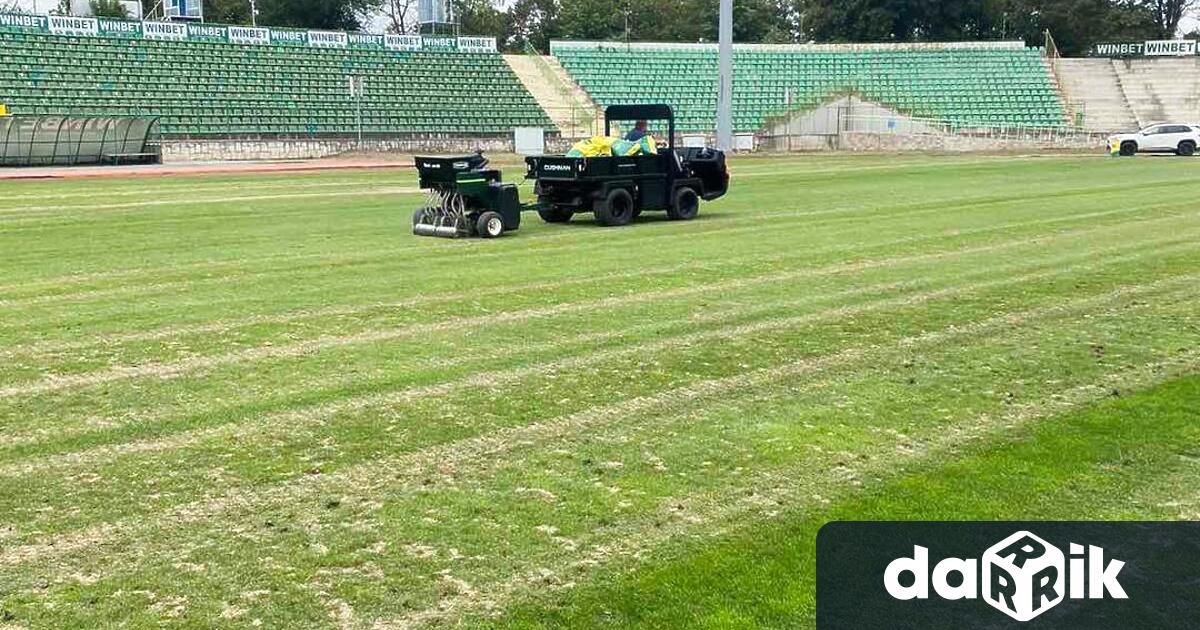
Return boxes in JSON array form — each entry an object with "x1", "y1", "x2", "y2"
[
  {"x1": 565, "y1": 135, "x2": 657, "y2": 158},
  {"x1": 566, "y1": 135, "x2": 619, "y2": 157}
]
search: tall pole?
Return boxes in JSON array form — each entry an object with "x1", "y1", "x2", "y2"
[
  {"x1": 356, "y1": 76, "x2": 363, "y2": 151},
  {"x1": 716, "y1": 0, "x2": 733, "y2": 152},
  {"x1": 249, "y1": 0, "x2": 257, "y2": 26}
]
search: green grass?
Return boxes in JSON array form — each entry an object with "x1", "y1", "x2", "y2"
[{"x1": 0, "y1": 153, "x2": 1197, "y2": 629}]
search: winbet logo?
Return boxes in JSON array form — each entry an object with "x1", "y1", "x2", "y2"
[{"x1": 885, "y1": 531, "x2": 1127, "y2": 622}]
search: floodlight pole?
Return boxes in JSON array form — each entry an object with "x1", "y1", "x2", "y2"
[
  {"x1": 249, "y1": 0, "x2": 257, "y2": 26},
  {"x1": 716, "y1": 0, "x2": 733, "y2": 152},
  {"x1": 354, "y1": 76, "x2": 364, "y2": 150}
]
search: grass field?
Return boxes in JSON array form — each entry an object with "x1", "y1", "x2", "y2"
[{"x1": 0, "y1": 153, "x2": 1198, "y2": 629}]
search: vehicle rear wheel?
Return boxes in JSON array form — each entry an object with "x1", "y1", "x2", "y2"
[
  {"x1": 1120, "y1": 141, "x2": 1138, "y2": 157},
  {"x1": 667, "y1": 187, "x2": 700, "y2": 221},
  {"x1": 476, "y1": 211, "x2": 505, "y2": 238},
  {"x1": 1178, "y1": 141, "x2": 1196, "y2": 157},
  {"x1": 595, "y1": 188, "x2": 634, "y2": 227},
  {"x1": 538, "y1": 207, "x2": 574, "y2": 223}
]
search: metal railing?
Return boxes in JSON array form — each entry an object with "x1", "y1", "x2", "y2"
[
  {"x1": 524, "y1": 42, "x2": 599, "y2": 136},
  {"x1": 759, "y1": 111, "x2": 1108, "y2": 151}
]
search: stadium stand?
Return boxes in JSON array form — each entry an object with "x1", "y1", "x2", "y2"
[
  {"x1": 552, "y1": 41, "x2": 1067, "y2": 132},
  {"x1": 1055, "y1": 58, "x2": 1200, "y2": 132},
  {"x1": 0, "y1": 24, "x2": 553, "y2": 137},
  {"x1": 1110, "y1": 58, "x2": 1200, "y2": 128},
  {"x1": 1054, "y1": 58, "x2": 1139, "y2": 132}
]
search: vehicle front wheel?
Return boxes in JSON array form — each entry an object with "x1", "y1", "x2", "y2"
[
  {"x1": 476, "y1": 211, "x2": 505, "y2": 238},
  {"x1": 1178, "y1": 141, "x2": 1196, "y2": 157},
  {"x1": 1120, "y1": 141, "x2": 1138, "y2": 157},
  {"x1": 667, "y1": 187, "x2": 700, "y2": 221},
  {"x1": 594, "y1": 189, "x2": 634, "y2": 227}
]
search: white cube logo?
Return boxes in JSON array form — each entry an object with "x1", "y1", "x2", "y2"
[{"x1": 982, "y1": 531, "x2": 1065, "y2": 621}]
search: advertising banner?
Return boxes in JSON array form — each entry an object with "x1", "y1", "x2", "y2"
[
  {"x1": 228, "y1": 26, "x2": 270, "y2": 45},
  {"x1": 457, "y1": 36, "x2": 497, "y2": 53},
  {"x1": 1093, "y1": 40, "x2": 1198, "y2": 57},
  {"x1": 48, "y1": 15, "x2": 98, "y2": 36},
  {"x1": 348, "y1": 33, "x2": 384, "y2": 49},
  {"x1": 0, "y1": 13, "x2": 49, "y2": 31},
  {"x1": 0, "y1": 12, "x2": 498, "y2": 53},
  {"x1": 385, "y1": 34, "x2": 424, "y2": 51},
  {"x1": 422, "y1": 35, "x2": 457, "y2": 51},
  {"x1": 1144, "y1": 39, "x2": 1197, "y2": 56},
  {"x1": 187, "y1": 23, "x2": 229, "y2": 42},
  {"x1": 143, "y1": 21, "x2": 188, "y2": 41},
  {"x1": 270, "y1": 28, "x2": 307, "y2": 47},
  {"x1": 98, "y1": 18, "x2": 142, "y2": 38},
  {"x1": 308, "y1": 30, "x2": 348, "y2": 48}
]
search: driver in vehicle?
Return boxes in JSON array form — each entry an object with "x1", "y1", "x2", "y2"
[{"x1": 625, "y1": 120, "x2": 651, "y2": 142}]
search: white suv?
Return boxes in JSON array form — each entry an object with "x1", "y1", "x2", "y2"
[{"x1": 1110, "y1": 124, "x2": 1200, "y2": 156}]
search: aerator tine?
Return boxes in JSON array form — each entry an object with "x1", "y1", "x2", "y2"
[{"x1": 413, "y1": 190, "x2": 468, "y2": 238}]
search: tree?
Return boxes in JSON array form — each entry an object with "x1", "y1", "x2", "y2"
[
  {"x1": 796, "y1": 0, "x2": 1159, "y2": 54},
  {"x1": 202, "y1": 0, "x2": 253, "y2": 24},
  {"x1": 504, "y1": 0, "x2": 560, "y2": 52},
  {"x1": 996, "y1": 0, "x2": 1157, "y2": 55},
  {"x1": 1141, "y1": 0, "x2": 1200, "y2": 37},
  {"x1": 90, "y1": 0, "x2": 130, "y2": 18},
  {"x1": 454, "y1": 0, "x2": 506, "y2": 39},
  {"x1": 556, "y1": 0, "x2": 624, "y2": 41},
  {"x1": 247, "y1": 0, "x2": 377, "y2": 29},
  {"x1": 382, "y1": 0, "x2": 418, "y2": 33}
]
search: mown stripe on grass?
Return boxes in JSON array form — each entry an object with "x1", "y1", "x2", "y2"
[
  {"x1": 0, "y1": 277, "x2": 920, "y2": 454},
  {"x1": 0, "y1": 272, "x2": 1189, "y2": 576},
  {"x1": 480, "y1": 368, "x2": 1200, "y2": 630},
  {"x1": 3, "y1": 206, "x2": 1193, "y2": 375},
  {"x1": 0, "y1": 239, "x2": 1193, "y2": 552},
  {"x1": 4, "y1": 211, "x2": 1196, "y2": 398},
  {"x1": 0, "y1": 186, "x2": 1190, "y2": 310},
  {"x1": 6, "y1": 222, "x2": 1189, "y2": 454},
  {"x1": 0, "y1": 163, "x2": 1094, "y2": 294},
  {"x1": 0, "y1": 177, "x2": 414, "y2": 207},
  {"x1": 367, "y1": 307, "x2": 1200, "y2": 628},
  {"x1": 0, "y1": 187, "x2": 422, "y2": 218},
  {"x1": 0, "y1": 247, "x2": 1191, "y2": 487},
  {"x1": 13, "y1": 294, "x2": 1194, "y2": 630}
]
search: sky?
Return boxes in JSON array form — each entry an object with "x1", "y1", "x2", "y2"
[{"x1": 1182, "y1": 15, "x2": 1199, "y2": 35}]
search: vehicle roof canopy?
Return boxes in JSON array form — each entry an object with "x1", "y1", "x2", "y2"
[{"x1": 605, "y1": 104, "x2": 675, "y2": 148}]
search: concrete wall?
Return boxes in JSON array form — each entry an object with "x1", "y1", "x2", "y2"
[
  {"x1": 1111, "y1": 58, "x2": 1200, "y2": 127},
  {"x1": 160, "y1": 126, "x2": 1102, "y2": 162},
  {"x1": 756, "y1": 95, "x2": 1105, "y2": 152},
  {"x1": 162, "y1": 134, "x2": 573, "y2": 163},
  {"x1": 762, "y1": 95, "x2": 939, "y2": 138},
  {"x1": 1055, "y1": 58, "x2": 1138, "y2": 132},
  {"x1": 837, "y1": 131, "x2": 1104, "y2": 152}
]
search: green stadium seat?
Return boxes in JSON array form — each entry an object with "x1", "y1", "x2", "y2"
[
  {"x1": 0, "y1": 27, "x2": 555, "y2": 137},
  {"x1": 552, "y1": 42, "x2": 1067, "y2": 132}
]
